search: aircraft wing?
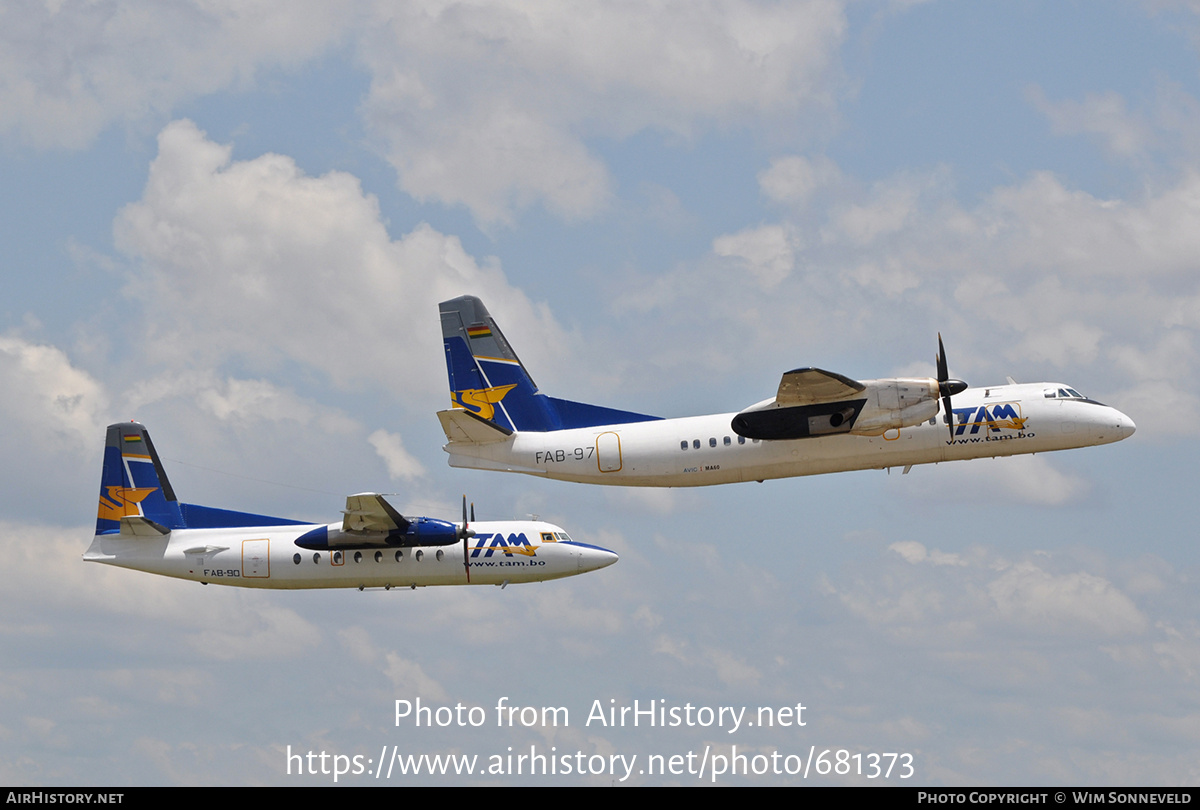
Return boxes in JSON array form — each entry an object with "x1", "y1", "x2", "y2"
[
  {"x1": 775, "y1": 368, "x2": 866, "y2": 406},
  {"x1": 342, "y1": 493, "x2": 409, "y2": 534}
]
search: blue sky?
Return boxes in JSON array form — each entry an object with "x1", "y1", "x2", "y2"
[{"x1": 2, "y1": 0, "x2": 1197, "y2": 785}]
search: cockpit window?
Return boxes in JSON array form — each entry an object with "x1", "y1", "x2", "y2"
[
  {"x1": 1045, "y1": 387, "x2": 1088, "y2": 400},
  {"x1": 555, "y1": 532, "x2": 572, "y2": 542}
]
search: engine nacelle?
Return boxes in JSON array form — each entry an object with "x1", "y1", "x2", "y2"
[
  {"x1": 294, "y1": 517, "x2": 460, "y2": 550},
  {"x1": 851, "y1": 397, "x2": 939, "y2": 435},
  {"x1": 732, "y1": 378, "x2": 941, "y2": 440},
  {"x1": 732, "y1": 397, "x2": 866, "y2": 439}
]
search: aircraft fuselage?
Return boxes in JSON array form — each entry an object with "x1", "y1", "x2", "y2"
[
  {"x1": 445, "y1": 383, "x2": 1135, "y2": 487},
  {"x1": 85, "y1": 520, "x2": 617, "y2": 589}
]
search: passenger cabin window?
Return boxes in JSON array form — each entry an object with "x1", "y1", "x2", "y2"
[
  {"x1": 693, "y1": 439, "x2": 700, "y2": 449},
  {"x1": 723, "y1": 436, "x2": 731, "y2": 446},
  {"x1": 709, "y1": 437, "x2": 716, "y2": 448},
  {"x1": 680, "y1": 441, "x2": 688, "y2": 450}
]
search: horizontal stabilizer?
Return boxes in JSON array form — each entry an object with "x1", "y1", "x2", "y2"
[
  {"x1": 447, "y1": 453, "x2": 548, "y2": 476},
  {"x1": 119, "y1": 516, "x2": 169, "y2": 537},
  {"x1": 437, "y1": 408, "x2": 513, "y2": 444},
  {"x1": 776, "y1": 368, "x2": 865, "y2": 406}
]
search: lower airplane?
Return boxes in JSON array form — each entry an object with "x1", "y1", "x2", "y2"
[
  {"x1": 84, "y1": 422, "x2": 617, "y2": 588},
  {"x1": 436, "y1": 295, "x2": 1136, "y2": 487}
]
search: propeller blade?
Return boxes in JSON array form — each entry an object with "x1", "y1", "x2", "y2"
[
  {"x1": 461, "y1": 494, "x2": 471, "y2": 583},
  {"x1": 935, "y1": 333, "x2": 968, "y2": 440}
]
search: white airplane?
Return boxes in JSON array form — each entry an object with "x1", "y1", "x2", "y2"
[
  {"x1": 84, "y1": 422, "x2": 617, "y2": 588},
  {"x1": 436, "y1": 296, "x2": 1136, "y2": 487}
]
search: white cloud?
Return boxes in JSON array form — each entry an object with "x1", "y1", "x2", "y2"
[
  {"x1": 703, "y1": 647, "x2": 761, "y2": 687},
  {"x1": 368, "y1": 429, "x2": 426, "y2": 482},
  {"x1": 114, "y1": 120, "x2": 558, "y2": 402},
  {"x1": 358, "y1": 0, "x2": 849, "y2": 224},
  {"x1": 1030, "y1": 87, "x2": 1155, "y2": 159},
  {"x1": 988, "y1": 562, "x2": 1148, "y2": 637},
  {"x1": 383, "y1": 653, "x2": 449, "y2": 701},
  {"x1": 0, "y1": 0, "x2": 352, "y2": 149},
  {"x1": 0, "y1": 338, "x2": 109, "y2": 520},
  {"x1": 758, "y1": 155, "x2": 841, "y2": 205},
  {"x1": 712, "y1": 224, "x2": 795, "y2": 288},
  {"x1": 0, "y1": 336, "x2": 107, "y2": 453},
  {"x1": 902, "y1": 455, "x2": 1089, "y2": 507},
  {"x1": 189, "y1": 605, "x2": 322, "y2": 660},
  {"x1": 1029, "y1": 80, "x2": 1200, "y2": 171},
  {"x1": 890, "y1": 540, "x2": 967, "y2": 567}
]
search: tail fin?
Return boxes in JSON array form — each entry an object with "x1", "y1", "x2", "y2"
[
  {"x1": 95, "y1": 422, "x2": 308, "y2": 535},
  {"x1": 95, "y1": 422, "x2": 184, "y2": 535},
  {"x1": 439, "y1": 296, "x2": 661, "y2": 434}
]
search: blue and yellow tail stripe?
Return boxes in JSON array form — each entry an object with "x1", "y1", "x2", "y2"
[
  {"x1": 95, "y1": 422, "x2": 309, "y2": 534},
  {"x1": 440, "y1": 295, "x2": 663, "y2": 432},
  {"x1": 96, "y1": 422, "x2": 184, "y2": 534}
]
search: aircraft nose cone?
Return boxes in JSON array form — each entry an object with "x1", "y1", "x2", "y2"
[
  {"x1": 572, "y1": 542, "x2": 619, "y2": 573},
  {"x1": 1117, "y1": 410, "x2": 1136, "y2": 439}
]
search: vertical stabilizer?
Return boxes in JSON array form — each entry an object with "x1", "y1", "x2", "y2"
[
  {"x1": 440, "y1": 295, "x2": 558, "y2": 431},
  {"x1": 439, "y1": 295, "x2": 662, "y2": 434},
  {"x1": 95, "y1": 422, "x2": 184, "y2": 534}
]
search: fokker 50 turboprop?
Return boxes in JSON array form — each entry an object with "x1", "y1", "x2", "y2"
[
  {"x1": 436, "y1": 296, "x2": 1135, "y2": 487},
  {"x1": 84, "y1": 422, "x2": 617, "y2": 588}
]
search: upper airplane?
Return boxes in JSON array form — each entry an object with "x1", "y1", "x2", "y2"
[
  {"x1": 85, "y1": 421, "x2": 617, "y2": 588},
  {"x1": 436, "y1": 295, "x2": 1136, "y2": 487}
]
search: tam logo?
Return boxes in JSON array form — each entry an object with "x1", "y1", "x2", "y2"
[
  {"x1": 469, "y1": 532, "x2": 538, "y2": 558},
  {"x1": 951, "y1": 403, "x2": 1028, "y2": 436}
]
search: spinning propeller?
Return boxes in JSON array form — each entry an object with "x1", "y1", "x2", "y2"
[
  {"x1": 460, "y1": 495, "x2": 476, "y2": 582},
  {"x1": 936, "y1": 333, "x2": 968, "y2": 440}
]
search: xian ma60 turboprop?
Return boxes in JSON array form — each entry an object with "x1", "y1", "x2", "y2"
[
  {"x1": 435, "y1": 296, "x2": 1135, "y2": 487},
  {"x1": 85, "y1": 422, "x2": 617, "y2": 588}
]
